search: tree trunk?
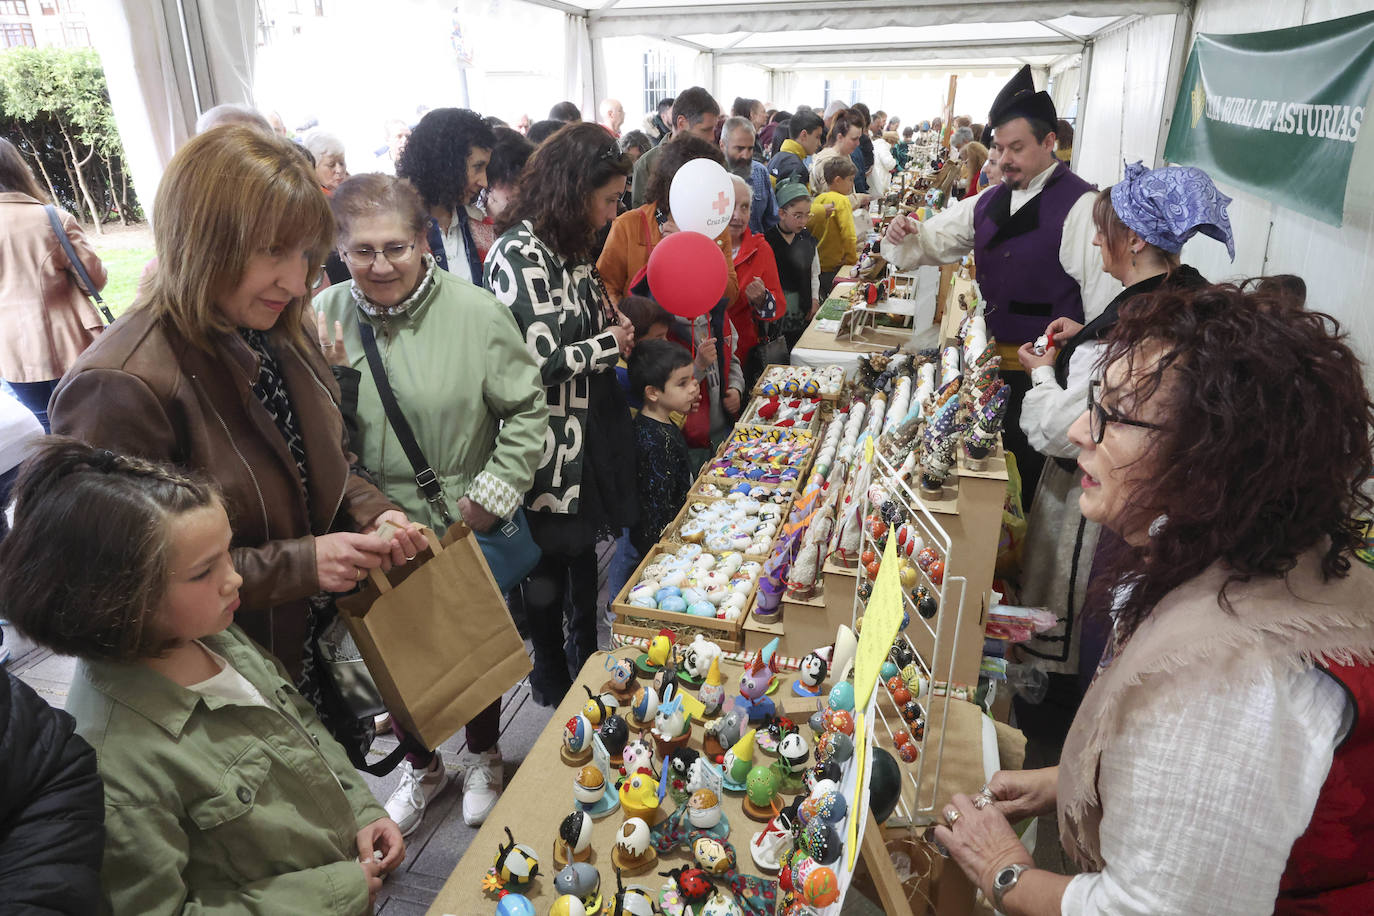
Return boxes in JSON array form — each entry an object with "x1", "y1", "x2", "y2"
[
  {"x1": 15, "y1": 124, "x2": 59, "y2": 204},
  {"x1": 61, "y1": 159, "x2": 85, "y2": 221},
  {"x1": 59, "y1": 122, "x2": 102, "y2": 236},
  {"x1": 101, "y1": 155, "x2": 126, "y2": 225},
  {"x1": 120, "y1": 161, "x2": 130, "y2": 222}
]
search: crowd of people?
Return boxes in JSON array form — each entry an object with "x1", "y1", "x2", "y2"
[{"x1": 0, "y1": 70, "x2": 1371, "y2": 916}]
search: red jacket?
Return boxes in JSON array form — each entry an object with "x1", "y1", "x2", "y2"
[{"x1": 728, "y1": 228, "x2": 785, "y2": 365}]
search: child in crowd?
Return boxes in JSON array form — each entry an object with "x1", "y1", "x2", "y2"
[
  {"x1": 0, "y1": 439, "x2": 403, "y2": 915},
  {"x1": 614, "y1": 295, "x2": 674, "y2": 410},
  {"x1": 764, "y1": 179, "x2": 822, "y2": 351},
  {"x1": 808, "y1": 156, "x2": 858, "y2": 297},
  {"x1": 628, "y1": 339, "x2": 699, "y2": 555}
]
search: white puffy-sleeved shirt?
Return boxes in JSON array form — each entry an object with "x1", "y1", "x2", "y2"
[
  {"x1": 1021, "y1": 349, "x2": 1099, "y2": 459},
  {"x1": 1060, "y1": 661, "x2": 1351, "y2": 915},
  {"x1": 887, "y1": 163, "x2": 1122, "y2": 326}
]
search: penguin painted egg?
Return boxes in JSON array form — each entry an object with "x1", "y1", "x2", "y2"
[
  {"x1": 559, "y1": 810, "x2": 593, "y2": 855},
  {"x1": 563, "y1": 714, "x2": 594, "y2": 757},
  {"x1": 687, "y1": 788, "x2": 722, "y2": 829},
  {"x1": 573, "y1": 765, "x2": 605, "y2": 805}
]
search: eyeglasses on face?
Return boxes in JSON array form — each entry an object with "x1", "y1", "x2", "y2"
[
  {"x1": 341, "y1": 242, "x2": 416, "y2": 268},
  {"x1": 1087, "y1": 379, "x2": 1163, "y2": 444}
]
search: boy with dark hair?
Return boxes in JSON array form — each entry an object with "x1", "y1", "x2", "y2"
[
  {"x1": 628, "y1": 339, "x2": 699, "y2": 554},
  {"x1": 809, "y1": 156, "x2": 858, "y2": 296},
  {"x1": 767, "y1": 109, "x2": 825, "y2": 189}
]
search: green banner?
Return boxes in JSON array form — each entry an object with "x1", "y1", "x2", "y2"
[{"x1": 1164, "y1": 11, "x2": 1374, "y2": 226}]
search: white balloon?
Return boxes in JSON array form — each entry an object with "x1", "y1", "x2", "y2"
[{"x1": 669, "y1": 158, "x2": 736, "y2": 238}]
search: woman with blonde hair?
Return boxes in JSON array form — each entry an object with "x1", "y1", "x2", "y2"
[
  {"x1": 51, "y1": 125, "x2": 426, "y2": 756},
  {"x1": 0, "y1": 137, "x2": 107, "y2": 431},
  {"x1": 958, "y1": 141, "x2": 988, "y2": 200}
]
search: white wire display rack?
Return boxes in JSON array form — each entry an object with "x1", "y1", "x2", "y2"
[{"x1": 852, "y1": 449, "x2": 971, "y2": 823}]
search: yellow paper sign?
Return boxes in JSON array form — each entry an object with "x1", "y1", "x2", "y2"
[
  {"x1": 846, "y1": 530, "x2": 904, "y2": 869},
  {"x1": 678, "y1": 691, "x2": 706, "y2": 723}
]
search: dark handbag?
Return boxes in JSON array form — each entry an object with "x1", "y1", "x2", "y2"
[
  {"x1": 43, "y1": 205, "x2": 115, "y2": 325},
  {"x1": 356, "y1": 321, "x2": 540, "y2": 592}
]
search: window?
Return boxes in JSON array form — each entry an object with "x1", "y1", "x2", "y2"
[
  {"x1": 61, "y1": 20, "x2": 86, "y2": 45},
  {"x1": 2, "y1": 23, "x2": 35, "y2": 46},
  {"x1": 0, "y1": 1, "x2": 30, "y2": 15},
  {"x1": 313, "y1": 0, "x2": 323, "y2": 14},
  {"x1": 822, "y1": 79, "x2": 860, "y2": 108},
  {"x1": 643, "y1": 49, "x2": 676, "y2": 119},
  {"x1": 40, "y1": 0, "x2": 55, "y2": 13}
]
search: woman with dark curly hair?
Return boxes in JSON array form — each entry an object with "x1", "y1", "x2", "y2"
[
  {"x1": 936, "y1": 282, "x2": 1374, "y2": 914},
  {"x1": 470, "y1": 126, "x2": 535, "y2": 261},
  {"x1": 484, "y1": 122, "x2": 637, "y2": 705},
  {"x1": 396, "y1": 107, "x2": 495, "y2": 285}
]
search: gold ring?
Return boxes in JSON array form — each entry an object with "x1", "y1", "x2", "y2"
[
  {"x1": 945, "y1": 807, "x2": 960, "y2": 826},
  {"x1": 356, "y1": 567, "x2": 366, "y2": 581},
  {"x1": 404, "y1": 554, "x2": 415, "y2": 562}
]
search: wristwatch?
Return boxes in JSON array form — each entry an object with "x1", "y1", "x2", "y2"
[{"x1": 992, "y1": 863, "x2": 1030, "y2": 910}]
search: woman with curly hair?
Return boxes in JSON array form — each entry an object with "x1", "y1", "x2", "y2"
[
  {"x1": 484, "y1": 122, "x2": 637, "y2": 705},
  {"x1": 396, "y1": 107, "x2": 495, "y2": 285},
  {"x1": 936, "y1": 282, "x2": 1374, "y2": 914}
]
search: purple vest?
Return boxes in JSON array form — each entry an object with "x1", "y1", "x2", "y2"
[{"x1": 973, "y1": 163, "x2": 1094, "y2": 344}]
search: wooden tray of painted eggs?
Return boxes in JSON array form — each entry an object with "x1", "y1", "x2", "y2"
[
  {"x1": 612, "y1": 543, "x2": 762, "y2": 632},
  {"x1": 667, "y1": 495, "x2": 786, "y2": 558},
  {"x1": 690, "y1": 478, "x2": 795, "y2": 506},
  {"x1": 710, "y1": 425, "x2": 816, "y2": 480},
  {"x1": 740, "y1": 393, "x2": 823, "y2": 431},
  {"x1": 751, "y1": 363, "x2": 846, "y2": 401}
]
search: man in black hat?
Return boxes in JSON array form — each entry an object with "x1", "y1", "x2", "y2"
[{"x1": 883, "y1": 65, "x2": 1119, "y2": 498}]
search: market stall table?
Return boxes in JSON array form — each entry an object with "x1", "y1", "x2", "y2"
[{"x1": 425, "y1": 647, "x2": 1006, "y2": 915}]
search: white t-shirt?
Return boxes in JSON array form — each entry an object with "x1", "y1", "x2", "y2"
[{"x1": 185, "y1": 643, "x2": 269, "y2": 707}]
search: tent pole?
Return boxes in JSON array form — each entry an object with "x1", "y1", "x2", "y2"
[{"x1": 1154, "y1": 4, "x2": 1197, "y2": 167}]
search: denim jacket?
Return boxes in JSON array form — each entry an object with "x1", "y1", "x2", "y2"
[{"x1": 67, "y1": 626, "x2": 386, "y2": 915}]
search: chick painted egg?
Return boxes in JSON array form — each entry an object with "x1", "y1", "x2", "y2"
[{"x1": 687, "y1": 788, "x2": 722, "y2": 829}]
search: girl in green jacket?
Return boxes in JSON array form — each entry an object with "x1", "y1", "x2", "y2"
[{"x1": 0, "y1": 439, "x2": 403, "y2": 916}]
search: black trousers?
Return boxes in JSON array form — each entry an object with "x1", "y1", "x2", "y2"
[
  {"x1": 521, "y1": 545, "x2": 600, "y2": 706},
  {"x1": 999, "y1": 369, "x2": 1046, "y2": 505}
]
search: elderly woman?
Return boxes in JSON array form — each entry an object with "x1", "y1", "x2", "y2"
[
  {"x1": 725, "y1": 173, "x2": 785, "y2": 382},
  {"x1": 304, "y1": 131, "x2": 348, "y2": 194},
  {"x1": 937, "y1": 281, "x2": 1374, "y2": 913},
  {"x1": 316, "y1": 173, "x2": 546, "y2": 835},
  {"x1": 397, "y1": 108, "x2": 495, "y2": 285},
  {"x1": 1012, "y1": 164, "x2": 1232, "y2": 750},
  {"x1": 485, "y1": 122, "x2": 637, "y2": 707},
  {"x1": 50, "y1": 126, "x2": 426, "y2": 750}
]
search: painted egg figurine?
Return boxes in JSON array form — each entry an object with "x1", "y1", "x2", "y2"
[
  {"x1": 779, "y1": 732, "x2": 810, "y2": 772},
  {"x1": 549, "y1": 895, "x2": 586, "y2": 916},
  {"x1": 622, "y1": 733, "x2": 653, "y2": 775},
  {"x1": 563, "y1": 714, "x2": 594, "y2": 757},
  {"x1": 687, "y1": 788, "x2": 722, "y2": 829},
  {"x1": 693, "y1": 836, "x2": 734, "y2": 875},
  {"x1": 605, "y1": 655, "x2": 634, "y2": 692},
  {"x1": 554, "y1": 861, "x2": 601, "y2": 900},
  {"x1": 616, "y1": 817, "x2": 652, "y2": 859},
  {"x1": 559, "y1": 810, "x2": 593, "y2": 856},
  {"x1": 699, "y1": 893, "x2": 743, "y2": 916},
  {"x1": 802, "y1": 865, "x2": 841, "y2": 907},
  {"x1": 746, "y1": 764, "x2": 780, "y2": 809},
  {"x1": 647, "y1": 629, "x2": 674, "y2": 667},
  {"x1": 599, "y1": 714, "x2": 630, "y2": 757},
  {"x1": 798, "y1": 650, "x2": 829, "y2": 690},
  {"x1": 494, "y1": 826, "x2": 540, "y2": 886},
  {"x1": 573, "y1": 765, "x2": 605, "y2": 805},
  {"x1": 827, "y1": 680, "x2": 855, "y2": 713},
  {"x1": 653, "y1": 693, "x2": 689, "y2": 740},
  {"x1": 630, "y1": 685, "x2": 659, "y2": 724}
]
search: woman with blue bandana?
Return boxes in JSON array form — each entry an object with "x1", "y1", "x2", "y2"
[{"x1": 1012, "y1": 161, "x2": 1234, "y2": 752}]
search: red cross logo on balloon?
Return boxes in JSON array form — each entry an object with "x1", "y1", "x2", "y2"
[{"x1": 712, "y1": 191, "x2": 730, "y2": 216}]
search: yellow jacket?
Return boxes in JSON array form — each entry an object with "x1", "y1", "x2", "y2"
[{"x1": 808, "y1": 191, "x2": 857, "y2": 273}]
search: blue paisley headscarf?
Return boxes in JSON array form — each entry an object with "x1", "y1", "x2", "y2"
[{"x1": 1110, "y1": 161, "x2": 1235, "y2": 261}]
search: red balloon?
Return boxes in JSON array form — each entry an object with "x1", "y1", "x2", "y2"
[{"x1": 646, "y1": 230, "x2": 727, "y2": 319}]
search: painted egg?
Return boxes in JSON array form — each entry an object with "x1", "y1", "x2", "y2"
[
  {"x1": 563, "y1": 714, "x2": 593, "y2": 755},
  {"x1": 659, "y1": 595, "x2": 687, "y2": 613},
  {"x1": 827, "y1": 681, "x2": 855, "y2": 713}
]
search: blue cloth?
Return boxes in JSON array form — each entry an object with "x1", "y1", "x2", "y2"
[
  {"x1": 424, "y1": 219, "x2": 449, "y2": 273},
  {"x1": 747, "y1": 160, "x2": 779, "y2": 234},
  {"x1": 850, "y1": 148, "x2": 868, "y2": 194},
  {"x1": 1111, "y1": 161, "x2": 1235, "y2": 260}
]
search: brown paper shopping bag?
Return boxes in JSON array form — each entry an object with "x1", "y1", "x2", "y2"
[{"x1": 336, "y1": 523, "x2": 532, "y2": 751}]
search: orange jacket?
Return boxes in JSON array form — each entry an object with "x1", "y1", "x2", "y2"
[{"x1": 597, "y1": 203, "x2": 738, "y2": 308}]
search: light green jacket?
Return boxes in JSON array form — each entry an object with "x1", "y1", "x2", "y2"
[
  {"x1": 316, "y1": 267, "x2": 547, "y2": 529},
  {"x1": 67, "y1": 625, "x2": 386, "y2": 915}
]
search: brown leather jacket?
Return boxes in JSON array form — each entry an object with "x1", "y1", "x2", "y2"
[{"x1": 50, "y1": 306, "x2": 396, "y2": 679}]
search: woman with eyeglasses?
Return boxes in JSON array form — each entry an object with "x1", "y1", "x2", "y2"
[
  {"x1": 935, "y1": 281, "x2": 1374, "y2": 915},
  {"x1": 1009, "y1": 163, "x2": 1233, "y2": 754},
  {"x1": 50, "y1": 125, "x2": 427, "y2": 733},
  {"x1": 485, "y1": 121, "x2": 638, "y2": 707},
  {"x1": 314, "y1": 173, "x2": 546, "y2": 836}
]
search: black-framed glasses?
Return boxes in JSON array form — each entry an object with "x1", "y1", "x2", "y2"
[
  {"x1": 1088, "y1": 379, "x2": 1163, "y2": 444},
  {"x1": 340, "y1": 242, "x2": 417, "y2": 268}
]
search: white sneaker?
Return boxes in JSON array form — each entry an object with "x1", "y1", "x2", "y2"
[
  {"x1": 460, "y1": 746, "x2": 504, "y2": 827},
  {"x1": 385, "y1": 755, "x2": 449, "y2": 838}
]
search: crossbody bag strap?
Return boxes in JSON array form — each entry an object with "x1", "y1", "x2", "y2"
[
  {"x1": 356, "y1": 321, "x2": 455, "y2": 528},
  {"x1": 44, "y1": 204, "x2": 115, "y2": 324}
]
